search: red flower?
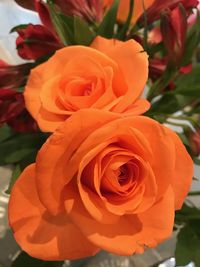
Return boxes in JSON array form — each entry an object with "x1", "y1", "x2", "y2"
[
  {"x1": 16, "y1": 24, "x2": 62, "y2": 60},
  {"x1": 189, "y1": 130, "x2": 200, "y2": 156},
  {"x1": 34, "y1": 0, "x2": 55, "y2": 33},
  {"x1": 149, "y1": 58, "x2": 167, "y2": 80},
  {"x1": 0, "y1": 89, "x2": 37, "y2": 133},
  {"x1": 160, "y1": 5, "x2": 187, "y2": 66},
  {"x1": 34, "y1": 0, "x2": 103, "y2": 28},
  {"x1": 0, "y1": 60, "x2": 31, "y2": 90},
  {"x1": 139, "y1": 0, "x2": 198, "y2": 24}
]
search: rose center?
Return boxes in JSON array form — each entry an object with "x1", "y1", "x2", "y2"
[
  {"x1": 118, "y1": 165, "x2": 128, "y2": 185},
  {"x1": 83, "y1": 85, "x2": 92, "y2": 96}
]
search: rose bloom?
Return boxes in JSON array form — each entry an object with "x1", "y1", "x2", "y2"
[
  {"x1": 9, "y1": 109, "x2": 193, "y2": 260},
  {"x1": 24, "y1": 36, "x2": 150, "y2": 132},
  {"x1": 104, "y1": 0, "x2": 155, "y2": 23}
]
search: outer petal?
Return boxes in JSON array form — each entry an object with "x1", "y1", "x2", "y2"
[
  {"x1": 64, "y1": 183, "x2": 174, "y2": 255},
  {"x1": 130, "y1": 116, "x2": 176, "y2": 198},
  {"x1": 107, "y1": 39, "x2": 148, "y2": 111},
  {"x1": 123, "y1": 99, "x2": 150, "y2": 115},
  {"x1": 8, "y1": 164, "x2": 99, "y2": 260},
  {"x1": 35, "y1": 110, "x2": 120, "y2": 214},
  {"x1": 91, "y1": 36, "x2": 123, "y2": 54},
  {"x1": 165, "y1": 127, "x2": 193, "y2": 210},
  {"x1": 92, "y1": 37, "x2": 149, "y2": 111}
]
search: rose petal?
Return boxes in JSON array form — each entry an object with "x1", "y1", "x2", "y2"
[
  {"x1": 25, "y1": 46, "x2": 118, "y2": 126},
  {"x1": 130, "y1": 116, "x2": 176, "y2": 198},
  {"x1": 37, "y1": 106, "x2": 67, "y2": 132},
  {"x1": 8, "y1": 164, "x2": 99, "y2": 260},
  {"x1": 165, "y1": 128, "x2": 193, "y2": 209},
  {"x1": 64, "y1": 183, "x2": 174, "y2": 255},
  {"x1": 92, "y1": 37, "x2": 149, "y2": 112},
  {"x1": 35, "y1": 110, "x2": 120, "y2": 214}
]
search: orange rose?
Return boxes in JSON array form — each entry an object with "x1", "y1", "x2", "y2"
[
  {"x1": 104, "y1": 0, "x2": 155, "y2": 23},
  {"x1": 9, "y1": 109, "x2": 193, "y2": 260},
  {"x1": 24, "y1": 36, "x2": 149, "y2": 132}
]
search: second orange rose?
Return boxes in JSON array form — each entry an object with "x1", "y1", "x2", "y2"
[{"x1": 24, "y1": 36, "x2": 149, "y2": 132}]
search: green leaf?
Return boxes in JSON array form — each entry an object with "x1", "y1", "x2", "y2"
[
  {"x1": 147, "y1": 65, "x2": 176, "y2": 100},
  {"x1": 182, "y1": 14, "x2": 200, "y2": 66},
  {"x1": 0, "y1": 132, "x2": 48, "y2": 166},
  {"x1": 148, "y1": 93, "x2": 181, "y2": 115},
  {"x1": 11, "y1": 251, "x2": 64, "y2": 267},
  {"x1": 0, "y1": 125, "x2": 15, "y2": 143},
  {"x1": 189, "y1": 191, "x2": 200, "y2": 196},
  {"x1": 47, "y1": 1, "x2": 72, "y2": 45},
  {"x1": 5, "y1": 165, "x2": 21, "y2": 194},
  {"x1": 174, "y1": 65, "x2": 200, "y2": 96},
  {"x1": 47, "y1": 1, "x2": 95, "y2": 45},
  {"x1": 73, "y1": 17, "x2": 95, "y2": 45},
  {"x1": 176, "y1": 203, "x2": 200, "y2": 218},
  {"x1": 97, "y1": 0, "x2": 119, "y2": 38},
  {"x1": 58, "y1": 14, "x2": 75, "y2": 45},
  {"x1": 10, "y1": 24, "x2": 29, "y2": 33},
  {"x1": 194, "y1": 158, "x2": 200, "y2": 165},
  {"x1": 117, "y1": 0, "x2": 134, "y2": 40},
  {"x1": 5, "y1": 148, "x2": 36, "y2": 164},
  {"x1": 178, "y1": 132, "x2": 190, "y2": 146},
  {"x1": 175, "y1": 223, "x2": 200, "y2": 266}
]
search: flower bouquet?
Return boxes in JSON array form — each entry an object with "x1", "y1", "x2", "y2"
[{"x1": 1, "y1": 0, "x2": 200, "y2": 266}]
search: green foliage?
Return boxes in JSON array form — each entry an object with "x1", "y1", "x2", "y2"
[
  {"x1": 175, "y1": 204, "x2": 200, "y2": 266},
  {"x1": 47, "y1": 1, "x2": 70, "y2": 45},
  {"x1": 0, "y1": 131, "x2": 47, "y2": 165},
  {"x1": 5, "y1": 165, "x2": 21, "y2": 194},
  {"x1": 11, "y1": 251, "x2": 64, "y2": 267},
  {"x1": 182, "y1": 14, "x2": 200, "y2": 66},
  {"x1": 194, "y1": 158, "x2": 200, "y2": 165},
  {"x1": 73, "y1": 17, "x2": 95, "y2": 45},
  {"x1": 97, "y1": 0, "x2": 119, "y2": 38},
  {"x1": 147, "y1": 65, "x2": 176, "y2": 100},
  {"x1": 175, "y1": 224, "x2": 200, "y2": 266},
  {"x1": 10, "y1": 24, "x2": 29, "y2": 33},
  {"x1": 0, "y1": 125, "x2": 48, "y2": 193},
  {"x1": 117, "y1": 0, "x2": 134, "y2": 40},
  {"x1": 47, "y1": 1, "x2": 94, "y2": 46},
  {"x1": 174, "y1": 65, "x2": 200, "y2": 97},
  {"x1": 0, "y1": 125, "x2": 15, "y2": 143},
  {"x1": 148, "y1": 94, "x2": 181, "y2": 115}
]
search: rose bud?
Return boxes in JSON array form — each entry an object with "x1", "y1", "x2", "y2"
[
  {"x1": 160, "y1": 5, "x2": 187, "y2": 66},
  {"x1": 16, "y1": 24, "x2": 62, "y2": 60},
  {"x1": 24, "y1": 36, "x2": 150, "y2": 132},
  {"x1": 0, "y1": 89, "x2": 37, "y2": 132},
  {"x1": 9, "y1": 109, "x2": 193, "y2": 260},
  {"x1": 189, "y1": 130, "x2": 200, "y2": 156},
  {"x1": 104, "y1": 0, "x2": 154, "y2": 23}
]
